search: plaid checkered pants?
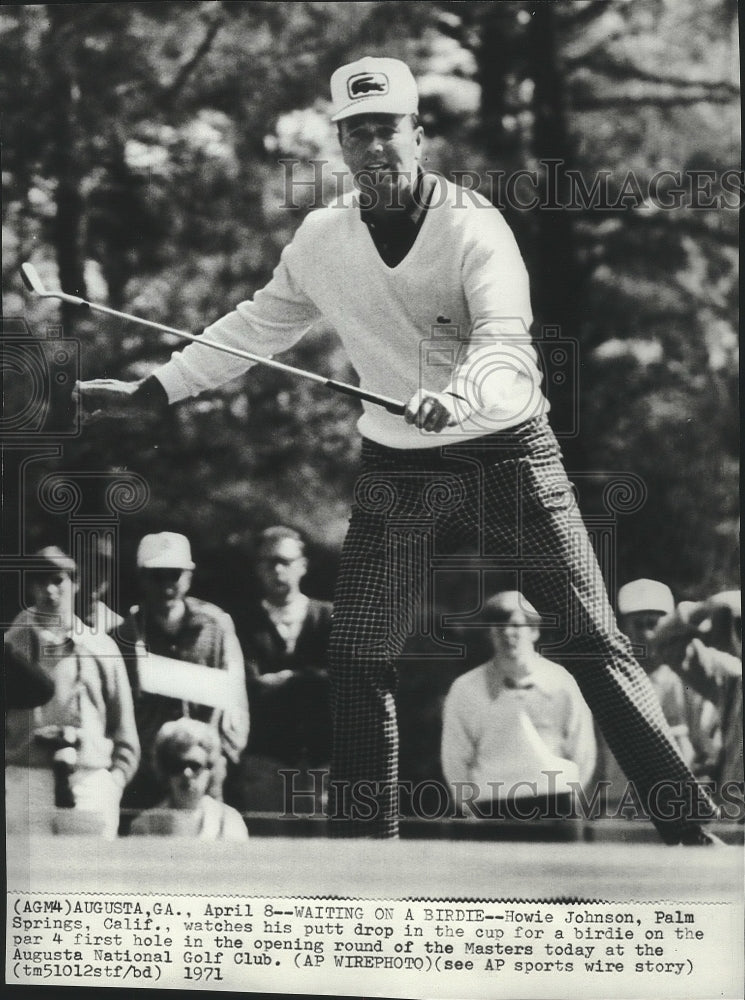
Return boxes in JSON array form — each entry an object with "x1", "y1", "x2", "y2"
[{"x1": 327, "y1": 416, "x2": 717, "y2": 839}]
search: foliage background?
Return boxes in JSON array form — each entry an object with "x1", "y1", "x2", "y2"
[{"x1": 2, "y1": 1, "x2": 739, "y2": 793}]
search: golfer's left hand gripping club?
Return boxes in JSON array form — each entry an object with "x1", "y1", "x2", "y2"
[{"x1": 20, "y1": 262, "x2": 407, "y2": 415}]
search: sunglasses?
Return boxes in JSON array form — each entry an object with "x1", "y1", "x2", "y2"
[{"x1": 163, "y1": 758, "x2": 212, "y2": 777}]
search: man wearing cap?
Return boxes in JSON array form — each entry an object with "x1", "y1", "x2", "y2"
[
  {"x1": 594, "y1": 579, "x2": 718, "y2": 807},
  {"x1": 652, "y1": 590, "x2": 742, "y2": 819},
  {"x1": 5, "y1": 547, "x2": 139, "y2": 838},
  {"x1": 441, "y1": 592, "x2": 596, "y2": 826},
  {"x1": 76, "y1": 57, "x2": 719, "y2": 844},
  {"x1": 115, "y1": 532, "x2": 249, "y2": 813}
]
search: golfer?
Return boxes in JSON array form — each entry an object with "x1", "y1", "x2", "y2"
[{"x1": 77, "y1": 56, "x2": 718, "y2": 843}]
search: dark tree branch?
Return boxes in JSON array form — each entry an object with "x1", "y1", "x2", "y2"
[
  {"x1": 560, "y1": 0, "x2": 619, "y2": 30},
  {"x1": 566, "y1": 53, "x2": 740, "y2": 95},
  {"x1": 161, "y1": 7, "x2": 226, "y2": 107},
  {"x1": 572, "y1": 92, "x2": 738, "y2": 109}
]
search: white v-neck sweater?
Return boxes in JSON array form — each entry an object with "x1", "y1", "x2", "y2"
[{"x1": 156, "y1": 177, "x2": 548, "y2": 448}]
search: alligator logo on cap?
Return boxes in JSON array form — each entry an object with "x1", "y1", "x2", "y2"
[{"x1": 348, "y1": 72, "x2": 389, "y2": 99}]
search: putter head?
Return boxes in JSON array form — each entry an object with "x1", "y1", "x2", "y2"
[
  {"x1": 20, "y1": 262, "x2": 87, "y2": 308},
  {"x1": 20, "y1": 262, "x2": 47, "y2": 295}
]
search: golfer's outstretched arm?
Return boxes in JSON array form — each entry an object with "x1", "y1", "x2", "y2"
[{"x1": 76, "y1": 235, "x2": 322, "y2": 418}]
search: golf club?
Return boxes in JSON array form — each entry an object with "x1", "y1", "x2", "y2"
[{"x1": 20, "y1": 262, "x2": 407, "y2": 415}]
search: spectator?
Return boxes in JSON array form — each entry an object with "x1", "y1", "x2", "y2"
[
  {"x1": 5, "y1": 546, "x2": 139, "y2": 838},
  {"x1": 130, "y1": 719, "x2": 248, "y2": 840},
  {"x1": 227, "y1": 526, "x2": 333, "y2": 812},
  {"x1": 594, "y1": 579, "x2": 720, "y2": 806},
  {"x1": 116, "y1": 533, "x2": 249, "y2": 813},
  {"x1": 653, "y1": 589, "x2": 742, "y2": 819},
  {"x1": 441, "y1": 591, "x2": 596, "y2": 822},
  {"x1": 76, "y1": 535, "x2": 124, "y2": 634}
]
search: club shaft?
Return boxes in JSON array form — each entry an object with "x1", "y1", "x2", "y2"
[
  {"x1": 22, "y1": 268, "x2": 407, "y2": 414},
  {"x1": 81, "y1": 298, "x2": 332, "y2": 386}
]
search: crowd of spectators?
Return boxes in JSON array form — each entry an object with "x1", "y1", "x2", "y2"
[{"x1": 5, "y1": 535, "x2": 742, "y2": 839}]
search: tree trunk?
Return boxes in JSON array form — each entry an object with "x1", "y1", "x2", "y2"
[
  {"x1": 527, "y1": 4, "x2": 585, "y2": 470},
  {"x1": 474, "y1": 5, "x2": 515, "y2": 159},
  {"x1": 45, "y1": 6, "x2": 86, "y2": 333}
]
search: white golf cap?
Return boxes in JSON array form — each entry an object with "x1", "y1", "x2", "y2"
[
  {"x1": 617, "y1": 579, "x2": 674, "y2": 615},
  {"x1": 330, "y1": 56, "x2": 419, "y2": 122},
  {"x1": 137, "y1": 532, "x2": 195, "y2": 570}
]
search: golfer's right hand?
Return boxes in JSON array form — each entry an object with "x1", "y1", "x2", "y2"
[
  {"x1": 73, "y1": 379, "x2": 142, "y2": 423},
  {"x1": 74, "y1": 378, "x2": 166, "y2": 424}
]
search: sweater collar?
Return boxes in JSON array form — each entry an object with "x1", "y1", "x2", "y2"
[{"x1": 359, "y1": 169, "x2": 436, "y2": 229}]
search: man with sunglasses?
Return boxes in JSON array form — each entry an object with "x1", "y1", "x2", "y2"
[
  {"x1": 116, "y1": 532, "x2": 249, "y2": 816},
  {"x1": 77, "y1": 57, "x2": 720, "y2": 844}
]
